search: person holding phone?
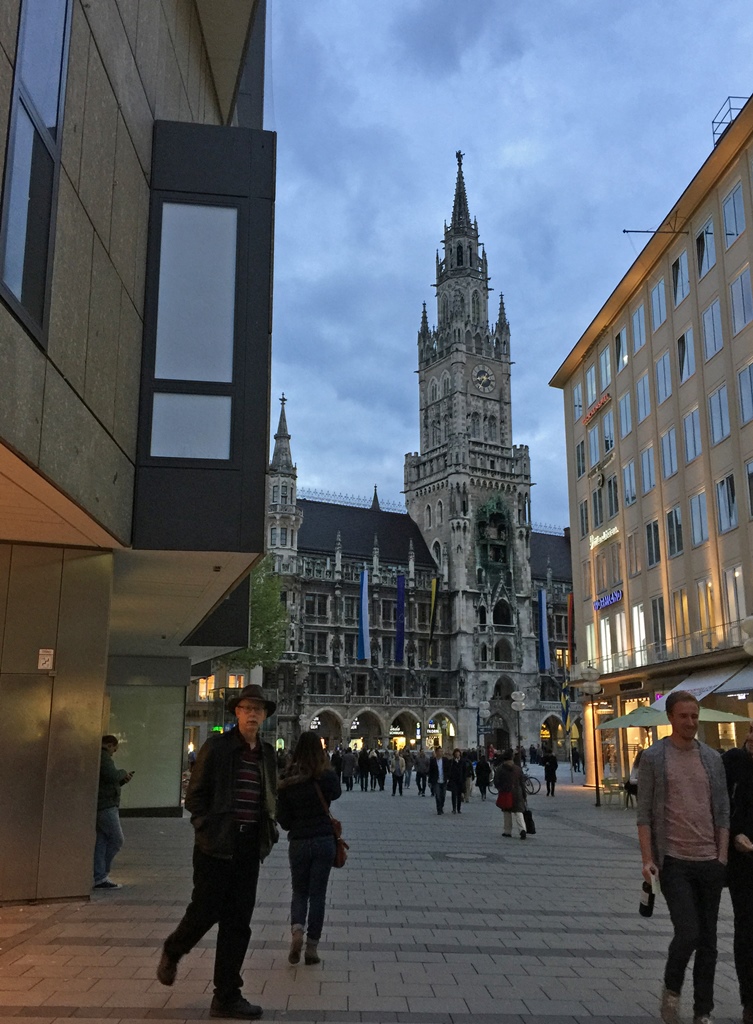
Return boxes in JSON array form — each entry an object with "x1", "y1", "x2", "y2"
[{"x1": 93, "y1": 735, "x2": 134, "y2": 890}]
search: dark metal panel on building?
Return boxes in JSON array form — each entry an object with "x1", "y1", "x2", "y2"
[{"x1": 133, "y1": 121, "x2": 275, "y2": 554}]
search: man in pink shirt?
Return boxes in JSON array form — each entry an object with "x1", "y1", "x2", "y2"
[{"x1": 637, "y1": 691, "x2": 729, "y2": 1024}]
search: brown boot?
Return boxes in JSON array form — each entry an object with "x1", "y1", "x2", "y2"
[
  {"x1": 304, "y1": 939, "x2": 320, "y2": 965},
  {"x1": 288, "y1": 926, "x2": 304, "y2": 965}
]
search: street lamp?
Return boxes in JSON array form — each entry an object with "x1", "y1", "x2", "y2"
[
  {"x1": 511, "y1": 690, "x2": 526, "y2": 755},
  {"x1": 579, "y1": 668, "x2": 602, "y2": 808}
]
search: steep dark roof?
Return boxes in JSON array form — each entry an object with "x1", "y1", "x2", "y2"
[
  {"x1": 298, "y1": 500, "x2": 435, "y2": 568},
  {"x1": 530, "y1": 531, "x2": 572, "y2": 583}
]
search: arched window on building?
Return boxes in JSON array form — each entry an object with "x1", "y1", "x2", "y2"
[
  {"x1": 432, "y1": 540, "x2": 442, "y2": 566},
  {"x1": 488, "y1": 416, "x2": 497, "y2": 442},
  {"x1": 493, "y1": 600, "x2": 513, "y2": 626},
  {"x1": 272, "y1": 484, "x2": 279, "y2": 503},
  {"x1": 442, "y1": 373, "x2": 450, "y2": 395},
  {"x1": 281, "y1": 484, "x2": 288, "y2": 503},
  {"x1": 470, "y1": 412, "x2": 480, "y2": 438},
  {"x1": 430, "y1": 378, "x2": 439, "y2": 402},
  {"x1": 471, "y1": 290, "x2": 480, "y2": 324},
  {"x1": 437, "y1": 500, "x2": 443, "y2": 525},
  {"x1": 441, "y1": 295, "x2": 449, "y2": 323},
  {"x1": 494, "y1": 639, "x2": 512, "y2": 663},
  {"x1": 456, "y1": 243, "x2": 463, "y2": 266},
  {"x1": 480, "y1": 644, "x2": 487, "y2": 664},
  {"x1": 432, "y1": 420, "x2": 441, "y2": 446},
  {"x1": 425, "y1": 504, "x2": 432, "y2": 529},
  {"x1": 270, "y1": 527, "x2": 277, "y2": 546},
  {"x1": 478, "y1": 605, "x2": 487, "y2": 625}
]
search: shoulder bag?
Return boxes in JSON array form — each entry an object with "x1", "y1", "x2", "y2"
[{"x1": 314, "y1": 781, "x2": 349, "y2": 868}]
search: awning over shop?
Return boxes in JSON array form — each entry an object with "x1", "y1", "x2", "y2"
[
  {"x1": 651, "y1": 665, "x2": 745, "y2": 710},
  {"x1": 714, "y1": 662, "x2": 753, "y2": 695}
]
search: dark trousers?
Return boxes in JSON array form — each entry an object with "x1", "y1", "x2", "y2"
[
  {"x1": 359, "y1": 770, "x2": 368, "y2": 791},
  {"x1": 416, "y1": 774, "x2": 427, "y2": 795},
  {"x1": 660, "y1": 856, "x2": 726, "y2": 1016},
  {"x1": 546, "y1": 777, "x2": 556, "y2": 795},
  {"x1": 434, "y1": 781, "x2": 446, "y2": 814},
  {"x1": 450, "y1": 785, "x2": 462, "y2": 812},
  {"x1": 728, "y1": 857, "x2": 753, "y2": 1010},
  {"x1": 289, "y1": 835, "x2": 335, "y2": 942},
  {"x1": 164, "y1": 833, "x2": 260, "y2": 1004},
  {"x1": 392, "y1": 774, "x2": 403, "y2": 795}
]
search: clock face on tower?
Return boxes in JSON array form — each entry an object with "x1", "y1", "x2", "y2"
[{"x1": 472, "y1": 364, "x2": 496, "y2": 393}]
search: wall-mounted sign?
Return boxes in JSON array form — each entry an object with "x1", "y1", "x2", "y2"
[
  {"x1": 582, "y1": 392, "x2": 612, "y2": 425},
  {"x1": 38, "y1": 648, "x2": 54, "y2": 670},
  {"x1": 589, "y1": 525, "x2": 619, "y2": 550},
  {"x1": 593, "y1": 589, "x2": 623, "y2": 612}
]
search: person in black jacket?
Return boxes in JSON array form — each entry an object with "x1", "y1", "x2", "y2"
[
  {"x1": 428, "y1": 746, "x2": 452, "y2": 814},
  {"x1": 722, "y1": 722, "x2": 753, "y2": 1024},
  {"x1": 543, "y1": 750, "x2": 558, "y2": 796},
  {"x1": 277, "y1": 732, "x2": 341, "y2": 967},
  {"x1": 156, "y1": 685, "x2": 278, "y2": 1021}
]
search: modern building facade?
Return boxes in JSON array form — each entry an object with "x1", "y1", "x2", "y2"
[
  {"x1": 550, "y1": 96, "x2": 753, "y2": 785},
  {"x1": 0, "y1": 0, "x2": 273, "y2": 901},
  {"x1": 194, "y1": 156, "x2": 576, "y2": 757}
]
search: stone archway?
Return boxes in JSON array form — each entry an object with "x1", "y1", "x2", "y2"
[
  {"x1": 390, "y1": 710, "x2": 420, "y2": 752},
  {"x1": 425, "y1": 711, "x2": 458, "y2": 752},
  {"x1": 541, "y1": 714, "x2": 565, "y2": 757},
  {"x1": 308, "y1": 709, "x2": 343, "y2": 750},
  {"x1": 348, "y1": 708, "x2": 384, "y2": 750}
]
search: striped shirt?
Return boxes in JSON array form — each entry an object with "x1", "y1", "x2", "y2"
[{"x1": 233, "y1": 741, "x2": 261, "y2": 823}]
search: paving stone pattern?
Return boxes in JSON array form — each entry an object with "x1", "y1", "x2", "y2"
[{"x1": 0, "y1": 766, "x2": 740, "y2": 1024}]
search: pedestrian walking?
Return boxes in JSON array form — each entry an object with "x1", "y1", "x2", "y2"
[
  {"x1": 357, "y1": 748, "x2": 369, "y2": 791},
  {"x1": 415, "y1": 749, "x2": 429, "y2": 796},
  {"x1": 543, "y1": 751, "x2": 558, "y2": 796},
  {"x1": 571, "y1": 746, "x2": 581, "y2": 773},
  {"x1": 93, "y1": 735, "x2": 134, "y2": 890},
  {"x1": 376, "y1": 751, "x2": 388, "y2": 791},
  {"x1": 340, "y1": 747, "x2": 356, "y2": 791},
  {"x1": 391, "y1": 751, "x2": 405, "y2": 795},
  {"x1": 447, "y1": 748, "x2": 466, "y2": 814},
  {"x1": 403, "y1": 749, "x2": 414, "y2": 789},
  {"x1": 462, "y1": 751, "x2": 475, "y2": 802},
  {"x1": 494, "y1": 749, "x2": 527, "y2": 840},
  {"x1": 637, "y1": 690, "x2": 729, "y2": 1024},
  {"x1": 428, "y1": 747, "x2": 450, "y2": 814},
  {"x1": 722, "y1": 721, "x2": 753, "y2": 1024},
  {"x1": 330, "y1": 748, "x2": 342, "y2": 783},
  {"x1": 475, "y1": 754, "x2": 491, "y2": 800},
  {"x1": 156, "y1": 684, "x2": 278, "y2": 1020},
  {"x1": 277, "y1": 732, "x2": 341, "y2": 968}
]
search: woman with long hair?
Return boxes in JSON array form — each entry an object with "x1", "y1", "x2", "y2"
[{"x1": 277, "y1": 732, "x2": 341, "y2": 966}]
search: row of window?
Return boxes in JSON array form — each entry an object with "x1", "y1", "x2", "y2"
[
  {"x1": 576, "y1": 361, "x2": 753, "y2": 483},
  {"x1": 573, "y1": 260, "x2": 752, "y2": 422},
  {"x1": 585, "y1": 564, "x2": 746, "y2": 671},
  {"x1": 427, "y1": 412, "x2": 498, "y2": 446}
]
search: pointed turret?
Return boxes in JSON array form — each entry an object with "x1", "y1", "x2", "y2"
[
  {"x1": 371, "y1": 485, "x2": 380, "y2": 511},
  {"x1": 270, "y1": 393, "x2": 293, "y2": 471},
  {"x1": 450, "y1": 150, "x2": 471, "y2": 233},
  {"x1": 497, "y1": 292, "x2": 508, "y2": 327},
  {"x1": 419, "y1": 303, "x2": 429, "y2": 338}
]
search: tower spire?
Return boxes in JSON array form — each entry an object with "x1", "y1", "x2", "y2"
[
  {"x1": 450, "y1": 149, "x2": 471, "y2": 233},
  {"x1": 270, "y1": 393, "x2": 293, "y2": 470}
]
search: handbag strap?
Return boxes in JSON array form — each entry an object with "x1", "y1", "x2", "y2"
[{"x1": 313, "y1": 780, "x2": 335, "y2": 823}]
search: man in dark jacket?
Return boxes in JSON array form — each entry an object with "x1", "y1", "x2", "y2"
[
  {"x1": 157, "y1": 685, "x2": 278, "y2": 1020},
  {"x1": 428, "y1": 746, "x2": 452, "y2": 815},
  {"x1": 93, "y1": 735, "x2": 133, "y2": 889}
]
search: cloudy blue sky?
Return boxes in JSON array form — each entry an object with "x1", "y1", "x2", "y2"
[{"x1": 265, "y1": 1, "x2": 752, "y2": 528}]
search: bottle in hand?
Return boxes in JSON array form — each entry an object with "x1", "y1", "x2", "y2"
[{"x1": 639, "y1": 879, "x2": 655, "y2": 917}]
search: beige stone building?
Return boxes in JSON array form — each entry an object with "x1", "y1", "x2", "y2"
[
  {"x1": 550, "y1": 96, "x2": 753, "y2": 785},
  {"x1": 0, "y1": 0, "x2": 273, "y2": 900}
]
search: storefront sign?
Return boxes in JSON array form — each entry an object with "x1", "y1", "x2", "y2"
[
  {"x1": 589, "y1": 525, "x2": 619, "y2": 550},
  {"x1": 582, "y1": 392, "x2": 611, "y2": 425},
  {"x1": 593, "y1": 589, "x2": 623, "y2": 612}
]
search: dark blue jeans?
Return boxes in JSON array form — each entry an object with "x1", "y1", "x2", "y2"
[
  {"x1": 660, "y1": 856, "x2": 726, "y2": 1016},
  {"x1": 289, "y1": 835, "x2": 335, "y2": 941}
]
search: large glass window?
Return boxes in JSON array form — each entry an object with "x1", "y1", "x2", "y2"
[
  {"x1": 607, "y1": 474, "x2": 619, "y2": 518},
  {"x1": 690, "y1": 492, "x2": 708, "y2": 546},
  {"x1": 599, "y1": 347, "x2": 611, "y2": 391},
  {"x1": 723, "y1": 566, "x2": 746, "y2": 638},
  {"x1": 579, "y1": 499, "x2": 589, "y2": 538},
  {"x1": 723, "y1": 182, "x2": 745, "y2": 247},
  {"x1": 651, "y1": 596, "x2": 667, "y2": 654},
  {"x1": 627, "y1": 532, "x2": 640, "y2": 576},
  {"x1": 0, "y1": 0, "x2": 72, "y2": 331},
  {"x1": 586, "y1": 364, "x2": 597, "y2": 406},
  {"x1": 646, "y1": 519, "x2": 661, "y2": 567},
  {"x1": 651, "y1": 279, "x2": 667, "y2": 330},
  {"x1": 575, "y1": 439, "x2": 586, "y2": 478},
  {"x1": 702, "y1": 299, "x2": 723, "y2": 360},
  {"x1": 588, "y1": 425, "x2": 600, "y2": 467},
  {"x1": 592, "y1": 487, "x2": 604, "y2": 529},
  {"x1": 666, "y1": 505, "x2": 683, "y2": 557},
  {"x1": 656, "y1": 351, "x2": 672, "y2": 404},
  {"x1": 641, "y1": 445, "x2": 655, "y2": 494},
  {"x1": 623, "y1": 461, "x2": 637, "y2": 506},
  {"x1": 636, "y1": 373, "x2": 650, "y2": 422},
  {"x1": 672, "y1": 251, "x2": 689, "y2": 306},
  {"x1": 748, "y1": 461, "x2": 753, "y2": 518},
  {"x1": 573, "y1": 382, "x2": 583, "y2": 420},
  {"x1": 615, "y1": 327, "x2": 628, "y2": 373},
  {"x1": 632, "y1": 304, "x2": 646, "y2": 352},
  {"x1": 150, "y1": 394, "x2": 232, "y2": 459},
  {"x1": 677, "y1": 328, "x2": 695, "y2": 383},
  {"x1": 708, "y1": 384, "x2": 730, "y2": 445},
  {"x1": 602, "y1": 410, "x2": 614, "y2": 455},
  {"x1": 619, "y1": 393, "x2": 632, "y2": 438},
  {"x1": 696, "y1": 218, "x2": 716, "y2": 278},
  {"x1": 716, "y1": 474, "x2": 737, "y2": 533},
  {"x1": 661, "y1": 427, "x2": 678, "y2": 478},
  {"x1": 683, "y1": 408, "x2": 702, "y2": 463},
  {"x1": 740, "y1": 363, "x2": 753, "y2": 425},
  {"x1": 632, "y1": 602, "x2": 646, "y2": 666},
  {"x1": 730, "y1": 267, "x2": 753, "y2": 335}
]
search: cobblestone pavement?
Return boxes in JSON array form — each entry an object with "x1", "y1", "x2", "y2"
[{"x1": 0, "y1": 765, "x2": 741, "y2": 1024}]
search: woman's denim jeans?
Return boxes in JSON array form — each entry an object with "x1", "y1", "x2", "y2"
[{"x1": 288, "y1": 835, "x2": 335, "y2": 941}]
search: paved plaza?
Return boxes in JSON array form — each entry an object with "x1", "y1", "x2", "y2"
[{"x1": 0, "y1": 765, "x2": 741, "y2": 1024}]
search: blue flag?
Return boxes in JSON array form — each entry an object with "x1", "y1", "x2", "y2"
[
  {"x1": 537, "y1": 588, "x2": 551, "y2": 673},
  {"x1": 357, "y1": 569, "x2": 370, "y2": 661},
  {"x1": 395, "y1": 575, "x2": 405, "y2": 664}
]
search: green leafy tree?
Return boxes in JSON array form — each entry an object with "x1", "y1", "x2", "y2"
[{"x1": 218, "y1": 555, "x2": 287, "y2": 671}]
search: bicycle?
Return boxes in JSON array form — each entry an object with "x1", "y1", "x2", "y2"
[{"x1": 488, "y1": 770, "x2": 540, "y2": 796}]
